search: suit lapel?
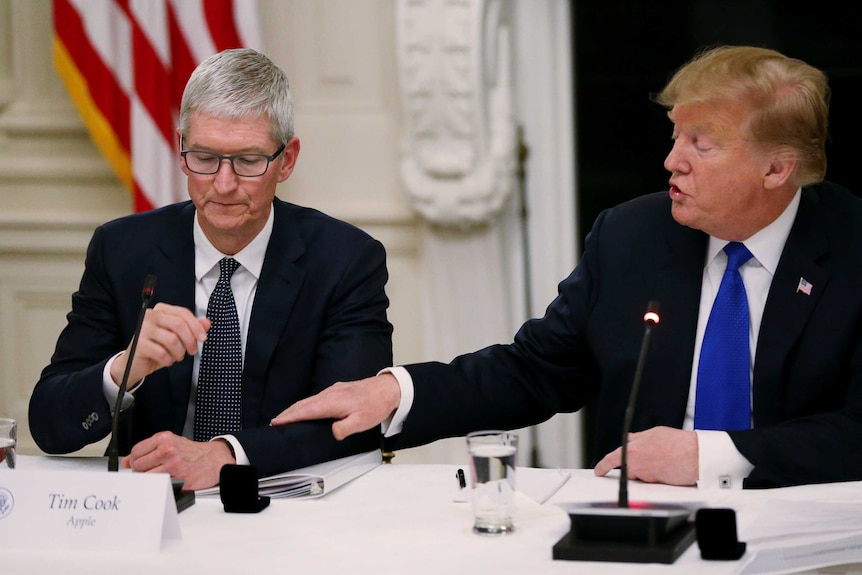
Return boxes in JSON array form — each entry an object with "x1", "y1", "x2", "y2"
[
  {"x1": 754, "y1": 189, "x2": 831, "y2": 425},
  {"x1": 156, "y1": 203, "x2": 197, "y2": 433},
  {"x1": 645, "y1": 222, "x2": 708, "y2": 426},
  {"x1": 242, "y1": 200, "x2": 307, "y2": 426}
]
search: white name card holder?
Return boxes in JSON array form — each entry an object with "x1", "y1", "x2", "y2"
[{"x1": 0, "y1": 469, "x2": 180, "y2": 551}]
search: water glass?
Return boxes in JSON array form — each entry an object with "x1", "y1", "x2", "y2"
[
  {"x1": 466, "y1": 430, "x2": 518, "y2": 535},
  {"x1": 0, "y1": 418, "x2": 16, "y2": 469}
]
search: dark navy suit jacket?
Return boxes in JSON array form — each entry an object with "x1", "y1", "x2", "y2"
[
  {"x1": 392, "y1": 181, "x2": 862, "y2": 487},
  {"x1": 30, "y1": 198, "x2": 393, "y2": 476}
]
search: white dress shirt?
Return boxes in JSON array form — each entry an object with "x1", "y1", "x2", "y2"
[
  {"x1": 689, "y1": 189, "x2": 800, "y2": 488},
  {"x1": 384, "y1": 189, "x2": 802, "y2": 490},
  {"x1": 102, "y1": 207, "x2": 275, "y2": 466}
]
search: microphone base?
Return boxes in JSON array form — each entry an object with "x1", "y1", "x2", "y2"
[
  {"x1": 552, "y1": 502, "x2": 696, "y2": 564},
  {"x1": 172, "y1": 478, "x2": 196, "y2": 513}
]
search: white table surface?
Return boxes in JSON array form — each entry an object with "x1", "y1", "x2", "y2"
[{"x1": 4, "y1": 455, "x2": 862, "y2": 575}]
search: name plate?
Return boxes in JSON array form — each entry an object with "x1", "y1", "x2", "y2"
[{"x1": 0, "y1": 469, "x2": 180, "y2": 551}]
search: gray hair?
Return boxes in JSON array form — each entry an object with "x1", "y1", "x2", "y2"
[{"x1": 180, "y1": 48, "x2": 294, "y2": 144}]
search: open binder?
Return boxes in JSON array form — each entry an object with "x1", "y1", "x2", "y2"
[{"x1": 197, "y1": 449, "x2": 382, "y2": 499}]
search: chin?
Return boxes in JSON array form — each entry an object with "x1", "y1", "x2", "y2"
[
  {"x1": 670, "y1": 207, "x2": 707, "y2": 233},
  {"x1": 670, "y1": 204, "x2": 689, "y2": 225}
]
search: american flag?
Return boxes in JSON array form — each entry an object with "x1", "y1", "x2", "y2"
[
  {"x1": 797, "y1": 277, "x2": 813, "y2": 295},
  {"x1": 53, "y1": 0, "x2": 262, "y2": 212}
]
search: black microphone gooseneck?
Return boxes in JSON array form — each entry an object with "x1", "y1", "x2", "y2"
[
  {"x1": 107, "y1": 274, "x2": 157, "y2": 472},
  {"x1": 618, "y1": 301, "x2": 661, "y2": 508},
  {"x1": 553, "y1": 299, "x2": 697, "y2": 564}
]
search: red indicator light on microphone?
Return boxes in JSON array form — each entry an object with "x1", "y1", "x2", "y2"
[{"x1": 643, "y1": 311, "x2": 660, "y2": 325}]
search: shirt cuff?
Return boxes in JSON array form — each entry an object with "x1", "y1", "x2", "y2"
[
  {"x1": 379, "y1": 366, "x2": 414, "y2": 438},
  {"x1": 695, "y1": 430, "x2": 754, "y2": 489},
  {"x1": 102, "y1": 352, "x2": 139, "y2": 413},
  {"x1": 213, "y1": 435, "x2": 249, "y2": 466}
]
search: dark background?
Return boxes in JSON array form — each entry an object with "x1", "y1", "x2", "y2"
[{"x1": 572, "y1": 1, "x2": 862, "y2": 465}]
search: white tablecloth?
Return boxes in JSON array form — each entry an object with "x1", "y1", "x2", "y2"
[{"x1": 4, "y1": 455, "x2": 862, "y2": 575}]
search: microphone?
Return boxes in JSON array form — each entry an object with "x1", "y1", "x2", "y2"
[
  {"x1": 618, "y1": 300, "x2": 661, "y2": 508},
  {"x1": 107, "y1": 274, "x2": 156, "y2": 472},
  {"x1": 552, "y1": 300, "x2": 698, "y2": 564}
]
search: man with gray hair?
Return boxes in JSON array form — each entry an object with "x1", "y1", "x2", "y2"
[{"x1": 30, "y1": 49, "x2": 393, "y2": 490}]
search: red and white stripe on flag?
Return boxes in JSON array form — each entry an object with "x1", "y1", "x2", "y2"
[{"x1": 53, "y1": 0, "x2": 262, "y2": 212}]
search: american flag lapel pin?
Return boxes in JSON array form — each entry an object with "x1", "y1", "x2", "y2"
[{"x1": 796, "y1": 277, "x2": 813, "y2": 295}]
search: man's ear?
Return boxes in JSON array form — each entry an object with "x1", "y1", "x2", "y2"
[
  {"x1": 763, "y1": 148, "x2": 798, "y2": 190},
  {"x1": 277, "y1": 137, "x2": 301, "y2": 183}
]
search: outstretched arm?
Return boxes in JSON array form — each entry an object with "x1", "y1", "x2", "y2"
[{"x1": 271, "y1": 373, "x2": 401, "y2": 440}]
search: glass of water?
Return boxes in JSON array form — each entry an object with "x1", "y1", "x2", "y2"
[
  {"x1": 466, "y1": 430, "x2": 518, "y2": 535},
  {"x1": 0, "y1": 418, "x2": 15, "y2": 469}
]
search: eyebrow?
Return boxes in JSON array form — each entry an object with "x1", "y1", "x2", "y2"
[
  {"x1": 670, "y1": 118, "x2": 725, "y2": 140},
  {"x1": 182, "y1": 139, "x2": 272, "y2": 155}
]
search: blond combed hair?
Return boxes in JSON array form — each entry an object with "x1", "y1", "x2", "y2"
[{"x1": 656, "y1": 45, "x2": 830, "y2": 186}]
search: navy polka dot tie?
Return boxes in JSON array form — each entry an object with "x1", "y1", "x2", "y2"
[
  {"x1": 193, "y1": 257, "x2": 242, "y2": 442},
  {"x1": 695, "y1": 242, "x2": 753, "y2": 431}
]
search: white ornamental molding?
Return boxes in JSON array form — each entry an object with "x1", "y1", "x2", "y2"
[{"x1": 396, "y1": 0, "x2": 517, "y2": 228}]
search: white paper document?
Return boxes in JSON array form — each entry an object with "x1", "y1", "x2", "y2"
[
  {"x1": 738, "y1": 499, "x2": 862, "y2": 575},
  {"x1": 740, "y1": 531, "x2": 862, "y2": 575},
  {"x1": 742, "y1": 499, "x2": 862, "y2": 541},
  {"x1": 197, "y1": 449, "x2": 382, "y2": 499},
  {"x1": 453, "y1": 466, "x2": 571, "y2": 504}
]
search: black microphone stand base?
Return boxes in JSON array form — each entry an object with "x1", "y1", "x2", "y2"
[
  {"x1": 552, "y1": 502, "x2": 697, "y2": 564},
  {"x1": 172, "y1": 478, "x2": 196, "y2": 513}
]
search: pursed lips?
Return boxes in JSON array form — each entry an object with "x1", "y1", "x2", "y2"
[{"x1": 206, "y1": 200, "x2": 244, "y2": 211}]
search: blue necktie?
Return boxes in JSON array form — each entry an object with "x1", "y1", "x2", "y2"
[
  {"x1": 695, "y1": 242, "x2": 753, "y2": 431},
  {"x1": 194, "y1": 257, "x2": 243, "y2": 442}
]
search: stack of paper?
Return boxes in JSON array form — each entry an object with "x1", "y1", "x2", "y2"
[
  {"x1": 738, "y1": 499, "x2": 862, "y2": 575},
  {"x1": 197, "y1": 449, "x2": 382, "y2": 499}
]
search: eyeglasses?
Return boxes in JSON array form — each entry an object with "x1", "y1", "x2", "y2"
[{"x1": 180, "y1": 140, "x2": 286, "y2": 177}]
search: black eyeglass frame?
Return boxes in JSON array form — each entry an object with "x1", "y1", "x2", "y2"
[{"x1": 180, "y1": 138, "x2": 287, "y2": 177}]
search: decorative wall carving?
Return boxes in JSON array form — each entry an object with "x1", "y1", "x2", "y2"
[{"x1": 396, "y1": 0, "x2": 517, "y2": 228}]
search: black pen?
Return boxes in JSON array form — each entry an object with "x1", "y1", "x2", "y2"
[{"x1": 456, "y1": 468, "x2": 466, "y2": 489}]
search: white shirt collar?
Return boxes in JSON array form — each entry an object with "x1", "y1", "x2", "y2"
[
  {"x1": 193, "y1": 206, "x2": 274, "y2": 280},
  {"x1": 705, "y1": 188, "x2": 801, "y2": 274}
]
